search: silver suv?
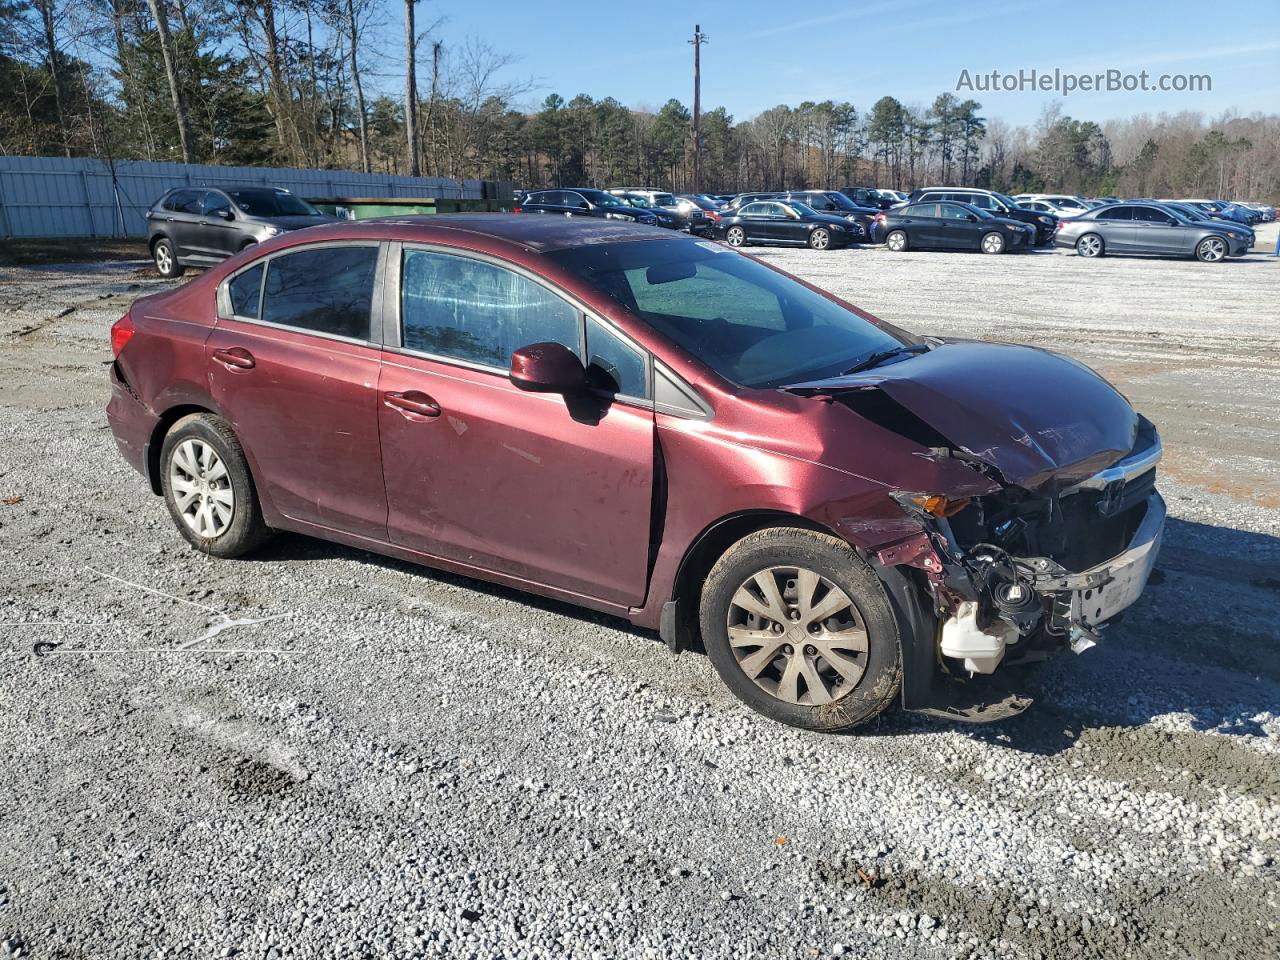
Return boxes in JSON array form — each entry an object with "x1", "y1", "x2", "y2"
[{"x1": 146, "y1": 186, "x2": 335, "y2": 278}]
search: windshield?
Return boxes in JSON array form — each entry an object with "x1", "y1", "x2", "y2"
[
  {"x1": 994, "y1": 192, "x2": 1022, "y2": 209},
  {"x1": 788, "y1": 202, "x2": 819, "y2": 218},
  {"x1": 583, "y1": 191, "x2": 628, "y2": 208},
  {"x1": 815, "y1": 192, "x2": 859, "y2": 211},
  {"x1": 653, "y1": 194, "x2": 677, "y2": 206},
  {"x1": 546, "y1": 239, "x2": 902, "y2": 388},
  {"x1": 226, "y1": 189, "x2": 321, "y2": 217}
]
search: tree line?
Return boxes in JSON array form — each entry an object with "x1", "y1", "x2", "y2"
[{"x1": 1, "y1": 1, "x2": 1276, "y2": 203}]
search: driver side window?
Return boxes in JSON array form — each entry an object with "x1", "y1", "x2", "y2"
[{"x1": 401, "y1": 250, "x2": 580, "y2": 369}]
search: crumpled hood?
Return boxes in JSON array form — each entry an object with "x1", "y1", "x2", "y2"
[{"x1": 788, "y1": 341, "x2": 1138, "y2": 490}]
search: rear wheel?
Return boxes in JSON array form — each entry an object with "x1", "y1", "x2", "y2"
[
  {"x1": 160, "y1": 413, "x2": 271, "y2": 558},
  {"x1": 808, "y1": 228, "x2": 832, "y2": 250},
  {"x1": 1075, "y1": 233, "x2": 1104, "y2": 257},
  {"x1": 1195, "y1": 236, "x2": 1227, "y2": 262},
  {"x1": 700, "y1": 527, "x2": 901, "y2": 732},
  {"x1": 725, "y1": 225, "x2": 746, "y2": 247},
  {"x1": 885, "y1": 229, "x2": 908, "y2": 252},
  {"x1": 980, "y1": 231, "x2": 1006, "y2": 254},
  {"x1": 152, "y1": 238, "x2": 184, "y2": 278}
]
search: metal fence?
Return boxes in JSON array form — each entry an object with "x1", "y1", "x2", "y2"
[{"x1": 0, "y1": 156, "x2": 506, "y2": 239}]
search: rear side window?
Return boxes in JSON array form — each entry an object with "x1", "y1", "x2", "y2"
[
  {"x1": 905, "y1": 203, "x2": 936, "y2": 217},
  {"x1": 585, "y1": 316, "x2": 648, "y2": 399},
  {"x1": 228, "y1": 265, "x2": 263, "y2": 319},
  {"x1": 163, "y1": 189, "x2": 201, "y2": 213},
  {"x1": 401, "y1": 250, "x2": 580, "y2": 369},
  {"x1": 261, "y1": 245, "x2": 378, "y2": 340},
  {"x1": 1097, "y1": 206, "x2": 1133, "y2": 221}
]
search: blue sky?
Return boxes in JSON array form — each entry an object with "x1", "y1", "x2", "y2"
[{"x1": 381, "y1": 0, "x2": 1279, "y2": 125}]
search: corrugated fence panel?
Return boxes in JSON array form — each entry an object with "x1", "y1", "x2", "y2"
[{"x1": 0, "y1": 157, "x2": 505, "y2": 238}]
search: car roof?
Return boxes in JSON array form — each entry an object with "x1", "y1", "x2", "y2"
[{"x1": 300, "y1": 213, "x2": 680, "y2": 253}]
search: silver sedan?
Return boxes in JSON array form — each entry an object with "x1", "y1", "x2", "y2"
[{"x1": 1054, "y1": 202, "x2": 1250, "y2": 262}]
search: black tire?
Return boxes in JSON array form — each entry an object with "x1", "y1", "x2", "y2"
[
  {"x1": 160, "y1": 413, "x2": 272, "y2": 558},
  {"x1": 808, "y1": 228, "x2": 832, "y2": 251},
  {"x1": 725, "y1": 225, "x2": 747, "y2": 247},
  {"x1": 152, "y1": 238, "x2": 185, "y2": 278},
  {"x1": 700, "y1": 527, "x2": 902, "y2": 732},
  {"x1": 1075, "y1": 233, "x2": 1104, "y2": 258},
  {"x1": 885, "y1": 229, "x2": 908, "y2": 252},
  {"x1": 980, "y1": 231, "x2": 1006, "y2": 255}
]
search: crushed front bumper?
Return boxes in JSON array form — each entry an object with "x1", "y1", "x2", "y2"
[{"x1": 1024, "y1": 490, "x2": 1165, "y2": 640}]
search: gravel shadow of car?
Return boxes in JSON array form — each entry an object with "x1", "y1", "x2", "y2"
[{"x1": 246, "y1": 517, "x2": 1278, "y2": 763}]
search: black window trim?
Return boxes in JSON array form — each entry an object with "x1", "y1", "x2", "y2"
[
  {"x1": 387, "y1": 241, "x2": 659, "y2": 410},
  {"x1": 214, "y1": 239, "x2": 386, "y2": 347}
]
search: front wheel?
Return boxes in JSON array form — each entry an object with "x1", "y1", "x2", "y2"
[
  {"x1": 700, "y1": 527, "x2": 902, "y2": 732},
  {"x1": 725, "y1": 225, "x2": 746, "y2": 247},
  {"x1": 808, "y1": 228, "x2": 831, "y2": 250},
  {"x1": 1196, "y1": 236, "x2": 1227, "y2": 262},
  {"x1": 1076, "y1": 233, "x2": 1104, "y2": 258},
  {"x1": 885, "y1": 229, "x2": 908, "y2": 252},
  {"x1": 153, "y1": 238, "x2": 184, "y2": 278},
  {"x1": 160, "y1": 413, "x2": 272, "y2": 558},
  {"x1": 980, "y1": 231, "x2": 1006, "y2": 254}
]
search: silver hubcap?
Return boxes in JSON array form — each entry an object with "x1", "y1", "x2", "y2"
[
  {"x1": 811, "y1": 230, "x2": 829, "y2": 249},
  {"x1": 1079, "y1": 235, "x2": 1101, "y2": 256},
  {"x1": 727, "y1": 566, "x2": 868, "y2": 706},
  {"x1": 169, "y1": 439, "x2": 234, "y2": 538},
  {"x1": 887, "y1": 232, "x2": 905, "y2": 251},
  {"x1": 982, "y1": 234, "x2": 1003, "y2": 253},
  {"x1": 727, "y1": 228, "x2": 744, "y2": 246},
  {"x1": 1200, "y1": 238, "x2": 1225, "y2": 261},
  {"x1": 155, "y1": 245, "x2": 172, "y2": 272}
]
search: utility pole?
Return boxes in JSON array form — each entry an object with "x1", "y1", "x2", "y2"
[{"x1": 689, "y1": 24, "x2": 708, "y2": 193}]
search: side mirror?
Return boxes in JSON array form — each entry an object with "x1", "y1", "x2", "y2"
[
  {"x1": 217, "y1": 208, "x2": 234, "y2": 220},
  {"x1": 966, "y1": 214, "x2": 978, "y2": 222},
  {"x1": 510, "y1": 342, "x2": 586, "y2": 394}
]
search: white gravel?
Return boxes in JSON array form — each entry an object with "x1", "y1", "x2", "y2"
[{"x1": 0, "y1": 235, "x2": 1277, "y2": 959}]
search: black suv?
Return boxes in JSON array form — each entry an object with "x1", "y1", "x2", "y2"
[
  {"x1": 146, "y1": 186, "x2": 335, "y2": 278},
  {"x1": 516, "y1": 188, "x2": 657, "y2": 225},
  {"x1": 906, "y1": 188, "x2": 1057, "y2": 245},
  {"x1": 839, "y1": 186, "x2": 896, "y2": 210}
]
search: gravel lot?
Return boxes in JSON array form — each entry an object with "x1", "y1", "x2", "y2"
[{"x1": 1, "y1": 230, "x2": 1278, "y2": 959}]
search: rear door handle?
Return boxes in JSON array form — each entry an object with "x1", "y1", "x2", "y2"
[
  {"x1": 384, "y1": 390, "x2": 441, "y2": 419},
  {"x1": 212, "y1": 347, "x2": 255, "y2": 370}
]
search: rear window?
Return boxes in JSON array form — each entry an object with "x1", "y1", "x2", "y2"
[
  {"x1": 261, "y1": 245, "x2": 378, "y2": 340},
  {"x1": 228, "y1": 265, "x2": 263, "y2": 319}
]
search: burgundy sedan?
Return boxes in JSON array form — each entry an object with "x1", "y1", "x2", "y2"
[{"x1": 107, "y1": 216, "x2": 1164, "y2": 731}]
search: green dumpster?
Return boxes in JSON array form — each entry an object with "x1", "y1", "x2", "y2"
[{"x1": 306, "y1": 197, "x2": 511, "y2": 220}]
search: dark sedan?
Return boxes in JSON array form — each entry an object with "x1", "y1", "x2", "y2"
[
  {"x1": 713, "y1": 200, "x2": 863, "y2": 250},
  {"x1": 1054, "y1": 203, "x2": 1249, "y2": 262},
  {"x1": 873, "y1": 201, "x2": 1034, "y2": 254},
  {"x1": 515, "y1": 188, "x2": 658, "y2": 225},
  {"x1": 778, "y1": 191, "x2": 878, "y2": 240}
]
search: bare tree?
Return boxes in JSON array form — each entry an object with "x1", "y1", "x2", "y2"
[
  {"x1": 343, "y1": 0, "x2": 370, "y2": 172},
  {"x1": 144, "y1": 0, "x2": 194, "y2": 161}
]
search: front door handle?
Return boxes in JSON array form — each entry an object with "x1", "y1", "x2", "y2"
[
  {"x1": 212, "y1": 347, "x2": 255, "y2": 370},
  {"x1": 384, "y1": 390, "x2": 441, "y2": 419}
]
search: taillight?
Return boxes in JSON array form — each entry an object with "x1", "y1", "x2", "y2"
[
  {"x1": 707, "y1": 211, "x2": 721, "y2": 221},
  {"x1": 512, "y1": 206, "x2": 522, "y2": 214},
  {"x1": 874, "y1": 213, "x2": 887, "y2": 222},
  {"x1": 110, "y1": 311, "x2": 135, "y2": 356},
  {"x1": 1057, "y1": 219, "x2": 1073, "y2": 229}
]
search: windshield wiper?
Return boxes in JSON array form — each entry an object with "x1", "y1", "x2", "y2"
[{"x1": 841, "y1": 342, "x2": 931, "y2": 375}]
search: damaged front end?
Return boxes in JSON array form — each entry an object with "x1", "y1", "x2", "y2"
[
  {"x1": 789, "y1": 341, "x2": 1167, "y2": 723},
  {"x1": 882, "y1": 418, "x2": 1164, "y2": 721}
]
